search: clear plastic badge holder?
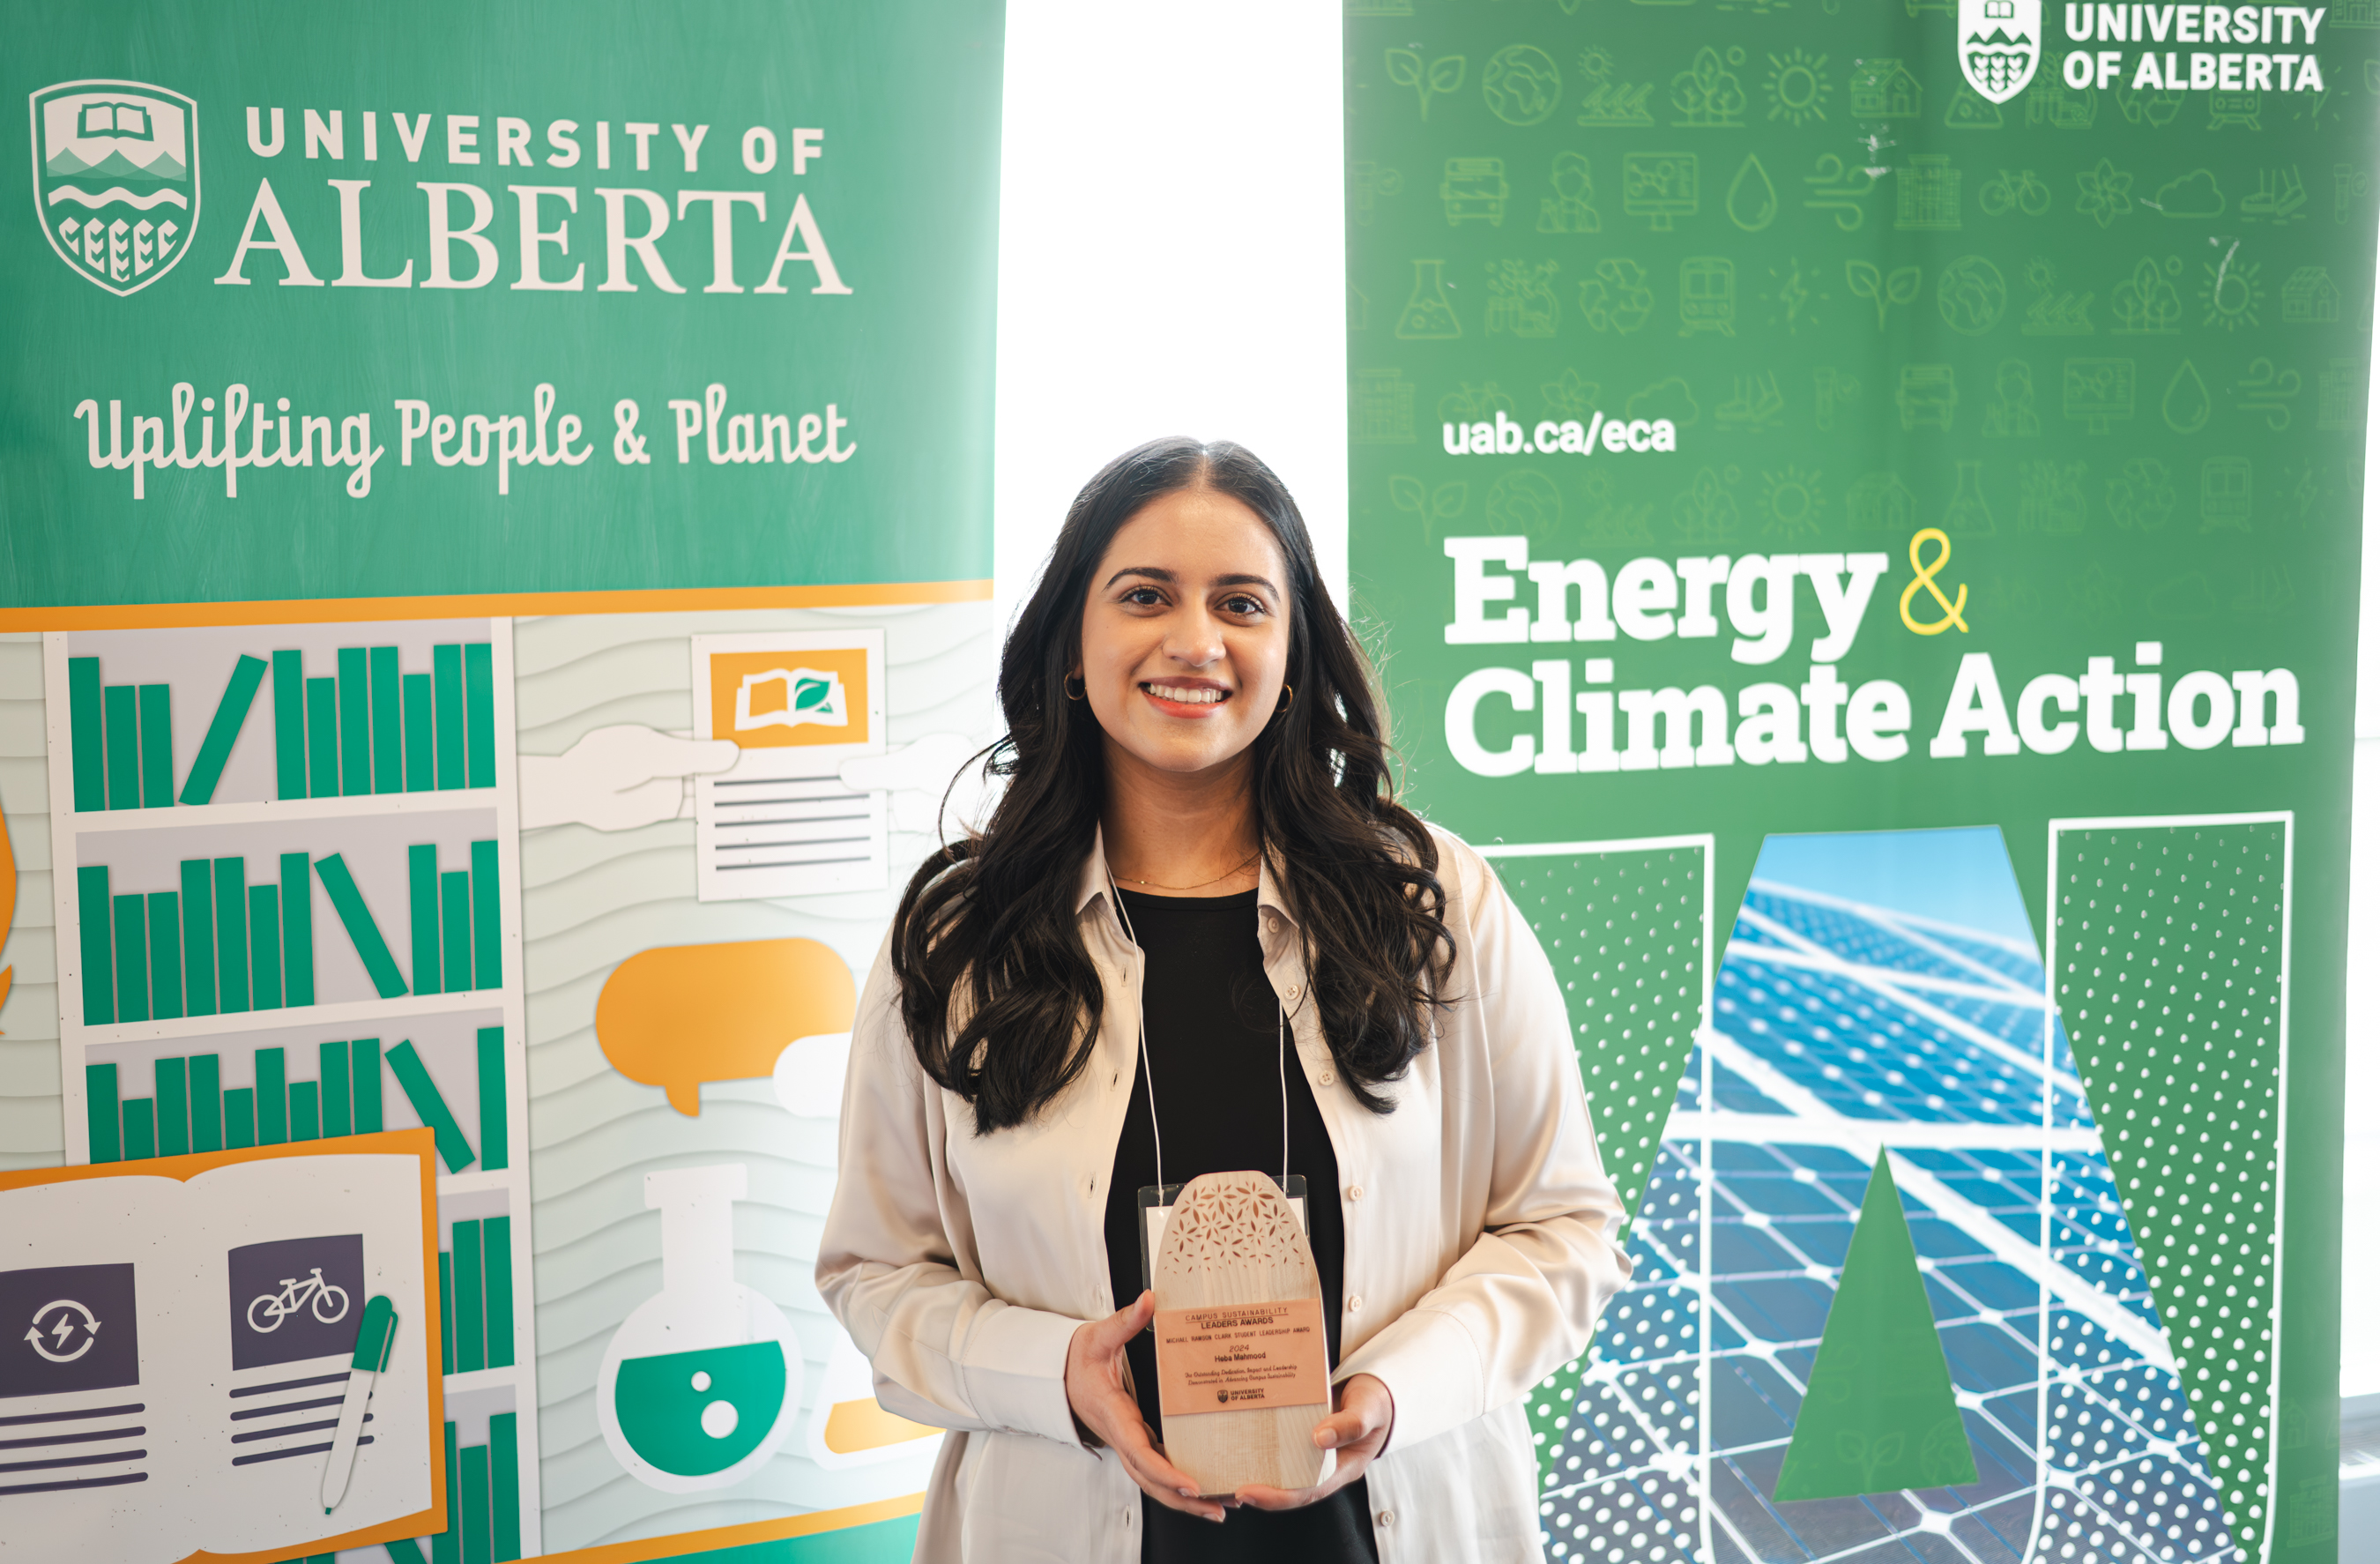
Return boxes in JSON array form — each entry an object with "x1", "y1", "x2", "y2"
[{"x1": 1137, "y1": 1174, "x2": 1307, "y2": 1293}]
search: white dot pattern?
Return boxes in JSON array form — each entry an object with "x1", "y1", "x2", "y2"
[
  {"x1": 1531, "y1": 1148, "x2": 1706, "y2": 1560},
  {"x1": 1496, "y1": 846, "x2": 1707, "y2": 1232},
  {"x1": 1492, "y1": 845, "x2": 1707, "y2": 1510},
  {"x1": 2054, "y1": 823, "x2": 2286, "y2": 1560}
]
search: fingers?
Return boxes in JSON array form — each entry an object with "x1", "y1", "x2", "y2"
[
  {"x1": 1311, "y1": 1377, "x2": 1392, "y2": 1452},
  {"x1": 650, "y1": 734, "x2": 741, "y2": 776},
  {"x1": 1110, "y1": 1427, "x2": 1224, "y2": 1521},
  {"x1": 1310, "y1": 1406, "x2": 1370, "y2": 1450},
  {"x1": 1068, "y1": 1367, "x2": 1220, "y2": 1520},
  {"x1": 571, "y1": 726, "x2": 739, "y2": 783},
  {"x1": 612, "y1": 727, "x2": 742, "y2": 778},
  {"x1": 1236, "y1": 1445, "x2": 1364, "y2": 1510},
  {"x1": 1067, "y1": 1293, "x2": 1223, "y2": 1520},
  {"x1": 1081, "y1": 1291, "x2": 1153, "y2": 1354},
  {"x1": 1238, "y1": 1389, "x2": 1393, "y2": 1510}
]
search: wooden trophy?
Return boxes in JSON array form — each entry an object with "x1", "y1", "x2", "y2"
[{"x1": 1149, "y1": 1171, "x2": 1335, "y2": 1496}]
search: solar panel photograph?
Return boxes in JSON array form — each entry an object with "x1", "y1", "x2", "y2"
[{"x1": 1492, "y1": 822, "x2": 2288, "y2": 1564}]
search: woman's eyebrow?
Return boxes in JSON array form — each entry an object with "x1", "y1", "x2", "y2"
[{"x1": 1101, "y1": 567, "x2": 1279, "y2": 593}]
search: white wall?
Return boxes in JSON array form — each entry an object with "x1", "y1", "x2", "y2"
[
  {"x1": 993, "y1": 0, "x2": 1348, "y2": 643},
  {"x1": 2343, "y1": 230, "x2": 2380, "y2": 1401}
]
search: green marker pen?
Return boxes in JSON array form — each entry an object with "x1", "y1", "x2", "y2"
[{"x1": 321, "y1": 1293, "x2": 397, "y2": 1513}]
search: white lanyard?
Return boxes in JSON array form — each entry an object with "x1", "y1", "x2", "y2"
[{"x1": 1107, "y1": 869, "x2": 1290, "y2": 1190}]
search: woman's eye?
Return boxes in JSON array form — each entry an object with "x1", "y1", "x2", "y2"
[
  {"x1": 1223, "y1": 595, "x2": 1265, "y2": 616},
  {"x1": 1123, "y1": 587, "x2": 1164, "y2": 607}
]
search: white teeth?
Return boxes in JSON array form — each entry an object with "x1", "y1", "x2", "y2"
[{"x1": 1148, "y1": 684, "x2": 1225, "y2": 704}]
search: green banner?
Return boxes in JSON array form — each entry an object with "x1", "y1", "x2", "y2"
[
  {"x1": 2, "y1": 0, "x2": 1000, "y2": 608},
  {"x1": 0, "y1": 5, "x2": 1000, "y2": 1563},
  {"x1": 1348, "y1": 3, "x2": 2365, "y2": 1559}
]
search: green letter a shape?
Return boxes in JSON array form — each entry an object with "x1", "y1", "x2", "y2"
[{"x1": 1773, "y1": 1152, "x2": 1979, "y2": 1501}]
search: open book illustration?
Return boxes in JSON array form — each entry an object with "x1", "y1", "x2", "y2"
[{"x1": 0, "y1": 1131, "x2": 442, "y2": 1564}]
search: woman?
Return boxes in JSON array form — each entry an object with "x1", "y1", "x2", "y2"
[{"x1": 817, "y1": 438, "x2": 1631, "y2": 1562}]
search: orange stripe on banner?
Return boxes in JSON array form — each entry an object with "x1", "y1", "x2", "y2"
[
  {"x1": 0, "y1": 580, "x2": 993, "y2": 630},
  {"x1": 528, "y1": 1493, "x2": 927, "y2": 1564}
]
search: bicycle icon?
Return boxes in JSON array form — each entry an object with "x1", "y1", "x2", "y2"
[
  {"x1": 1980, "y1": 169, "x2": 2050, "y2": 217},
  {"x1": 245, "y1": 1268, "x2": 351, "y2": 1334}
]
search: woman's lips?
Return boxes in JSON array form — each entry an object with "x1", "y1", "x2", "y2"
[{"x1": 1142, "y1": 681, "x2": 1231, "y2": 718}]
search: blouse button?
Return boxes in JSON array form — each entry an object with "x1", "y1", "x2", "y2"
[
  {"x1": 1347, "y1": 1295, "x2": 1363, "y2": 1312},
  {"x1": 1284, "y1": 982, "x2": 1301, "y2": 998},
  {"x1": 1348, "y1": 1185, "x2": 1365, "y2": 1201},
  {"x1": 1377, "y1": 1509, "x2": 1396, "y2": 1527},
  {"x1": 1318, "y1": 1070, "x2": 1335, "y2": 1087}
]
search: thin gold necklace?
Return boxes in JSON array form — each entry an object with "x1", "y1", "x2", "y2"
[{"x1": 1112, "y1": 848, "x2": 1261, "y2": 892}]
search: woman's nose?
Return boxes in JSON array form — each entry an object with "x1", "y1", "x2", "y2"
[{"x1": 1164, "y1": 612, "x2": 1226, "y2": 666}]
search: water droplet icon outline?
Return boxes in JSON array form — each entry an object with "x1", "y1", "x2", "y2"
[{"x1": 1728, "y1": 154, "x2": 1778, "y2": 232}]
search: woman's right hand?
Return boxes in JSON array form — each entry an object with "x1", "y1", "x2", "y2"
[{"x1": 1065, "y1": 1291, "x2": 1226, "y2": 1523}]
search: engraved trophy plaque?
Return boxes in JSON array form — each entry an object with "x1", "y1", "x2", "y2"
[{"x1": 1149, "y1": 1170, "x2": 1335, "y2": 1496}]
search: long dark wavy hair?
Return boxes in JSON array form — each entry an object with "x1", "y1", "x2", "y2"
[{"x1": 891, "y1": 437, "x2": 1454, "y2": 1133}]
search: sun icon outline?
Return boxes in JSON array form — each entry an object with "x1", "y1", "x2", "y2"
[
  {"x1": 2200, "y1": 257, "x2": 2264, "y2": 332},
  {"x1": 1764, "y1": 48, "x2": 1831, "y2": 127},
  {"x1": 1759, "y1": 465, "x2": 1826, "y2": 541}
]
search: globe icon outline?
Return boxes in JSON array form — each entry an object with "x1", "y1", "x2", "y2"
[
  {"x1": 1937, "y1": 257, "x2": 2007, "y2": 335},
  {"x1": 1484, "y1": 45, "x2": 1563, "y2": 127}
]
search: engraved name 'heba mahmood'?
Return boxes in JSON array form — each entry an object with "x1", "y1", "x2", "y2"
[
  {"x1": 29, "y1": 79, "x2": 200, "y2": 295},
  {"x1": 1958, "y1": 0, "x2": 2042, "y2": 102}
]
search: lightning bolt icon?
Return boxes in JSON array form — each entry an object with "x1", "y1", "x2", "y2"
[{"x1": 50, "y1": 1315, "x2": 74, "y2": 1346}]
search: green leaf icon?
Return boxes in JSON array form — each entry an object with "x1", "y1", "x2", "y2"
[
  {"x1": 1386, "y1": 50, "x2": 1463, "y2": 119},
  {"x1": 792, "y1": 677, "x2": 831, "y2": 711}
]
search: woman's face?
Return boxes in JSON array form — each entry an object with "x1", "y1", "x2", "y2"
[{"x1": 1075, "y1": 486, "x2": 1292, "y2": 784}]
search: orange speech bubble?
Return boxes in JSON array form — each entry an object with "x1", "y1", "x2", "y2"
[{"x1": 596, "y1": 938, "x2": 857, "y2": 1114}]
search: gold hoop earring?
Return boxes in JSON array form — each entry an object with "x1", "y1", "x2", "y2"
[
  {"x1": 1064, "y1": 674, "x2": 1086, "y2": 701},
  {"x1": 1276, "y1": 682, "x2": 1295, "y2": 714}
]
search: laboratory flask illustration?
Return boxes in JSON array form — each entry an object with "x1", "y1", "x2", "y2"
[
  {"x1": 1395, "y1": 259, "x2": 1461, "y2": 339},
  {"x1": 597, "y1": 1164, "x2": 803, "y2": 1492}
]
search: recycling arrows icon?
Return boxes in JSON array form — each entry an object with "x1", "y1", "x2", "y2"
[{"x1": 26, "y1": 1299, "x2": 100, "y2": 1363}]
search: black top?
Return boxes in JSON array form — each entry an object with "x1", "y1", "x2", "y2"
[{"x1": 1102, "y1": 888, "x2": 1378, "y2": 1564}]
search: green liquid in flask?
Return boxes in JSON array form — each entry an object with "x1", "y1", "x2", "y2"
[{"x1": 614, "y1": 1339, "x2": 786, "y2": 1477}]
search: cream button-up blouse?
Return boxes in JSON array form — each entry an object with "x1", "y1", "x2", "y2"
[{"x1": 816, "y1": 823, "x2": 1633, "y2": 1562}]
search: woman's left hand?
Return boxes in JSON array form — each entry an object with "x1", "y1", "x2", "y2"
[{"x1": 1232, "y1": 1373, "x2": 1395, "y2": 1512}]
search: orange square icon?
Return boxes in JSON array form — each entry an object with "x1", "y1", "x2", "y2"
[{"x1": 707, "y1": 647, "x2": 872, "y2": 749}]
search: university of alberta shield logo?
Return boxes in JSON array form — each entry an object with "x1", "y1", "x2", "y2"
[
  {"x1": 28, "y1": 79, "x2": 200, "y2": 295},
  {"x1": 1958, "y1": 0, "x2": 2041, "y2": 103}
]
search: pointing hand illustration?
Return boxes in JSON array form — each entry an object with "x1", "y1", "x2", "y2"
[
  {"x1": 520, "y1": 726, "x2": 740, "y2": 832},
  {"x1": 837, "y1": 732, "x2": 995, "y2": 835}
]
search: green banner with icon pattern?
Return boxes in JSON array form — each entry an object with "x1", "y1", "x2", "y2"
[{"x1": 1348, "y1": 3, "x2": 2368, "y2": 1559}]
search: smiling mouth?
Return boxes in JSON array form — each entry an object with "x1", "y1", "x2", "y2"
[{"x1": 1143, "y1": 681, "x2": 1231, "y2": 706}]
